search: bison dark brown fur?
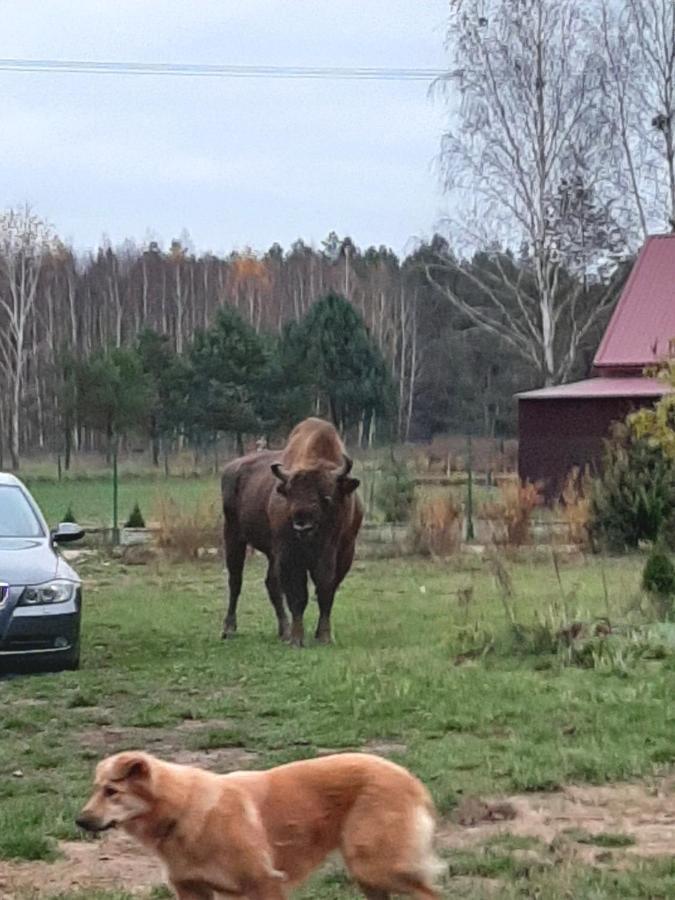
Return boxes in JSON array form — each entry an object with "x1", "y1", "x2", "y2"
[{"x1": 221, "y1": 418, "x2": 363, "y2": 647}]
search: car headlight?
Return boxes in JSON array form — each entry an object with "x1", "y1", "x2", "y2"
[{"x1": 19, "y1": 580, "x2": 76, "y2": 605}]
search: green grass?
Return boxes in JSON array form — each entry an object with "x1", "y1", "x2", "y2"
[
  {"x1": 25, "y1": 475, "x2": 219, "y2": 528},
  {"x1": 1, "y1": 552, "x2": 674, "y2": 898},
  {"x1": 563, "y1": 828, "x2": 636, "y2": 848}
]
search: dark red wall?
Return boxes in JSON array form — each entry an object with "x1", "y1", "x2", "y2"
[{"x1": 518, "y1": 396, "x2": 655, "y2": 500}]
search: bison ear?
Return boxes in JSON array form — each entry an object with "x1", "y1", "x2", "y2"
[
  {"x1": 271, "y1": 463, "x2": 288, "y2": 483},
  {"x1": 339, "y1": 477, "x2": 360, "y2": 496},
  {"x1": 271, "y1": 463, "x2": 290, "y2": 494}
]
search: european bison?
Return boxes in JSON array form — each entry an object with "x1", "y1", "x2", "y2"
[{"x1": 221, "y1": 418, "x2": 363, "y2": 647}]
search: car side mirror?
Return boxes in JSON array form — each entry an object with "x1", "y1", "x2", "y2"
[{"x1": 52, "y1": 522, "x2": 85, "y2": 544}]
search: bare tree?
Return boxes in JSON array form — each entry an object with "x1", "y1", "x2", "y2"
[
  {"x1": 599, "y1": 0, "x2": 651, "y2": 240},
  {"x1": 599, "y1": 0, "x2": 675, "y2": 235},
  {"x1": 0, "y1": 207, "x2": 54, "y2": 468},
  {"x1": 627, "y1": 0, "x2": 675, "y2": 230},
  {"x1": 434, "y1": 0, "x2": 627, "y2": 385}
]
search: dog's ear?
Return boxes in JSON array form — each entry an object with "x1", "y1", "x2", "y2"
[{"x1": 110, "y1": 752, "x2": 150, "y2": 782}]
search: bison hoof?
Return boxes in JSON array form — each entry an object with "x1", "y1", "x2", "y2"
[
  {"x1": 315, "y1": 632, "x2": 333, "y2": 645},
  {"x1": 278, "y1": 625, "x2": 291, "y2": 642},
  {"x1": 222, "y1": 622, "x2": 238, "y2": 639}
]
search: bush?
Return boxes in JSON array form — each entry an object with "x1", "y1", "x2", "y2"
[
  {"x1": 62, "y1": 505, "x2": 76, "y2": 524},
  {"x1": 376, "y1": 458, "x2": 415, "y2": 523},
  {"x1": 643, "y1": 544, "x2": 675, "y2": 620},
  {"x1": 125, "y1": 502, "x2": 146, "y2": 529},
  {"x1": 590, "y1": 425, "x2": 675, "y2": 552},
  {"x1": 480, "y1": 480, "x2": 542, "y2": 546},
  {"x1": 412, "y1": 492, "x2": 462, "y2": 556}
]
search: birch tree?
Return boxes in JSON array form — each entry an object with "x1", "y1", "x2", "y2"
[
  {"x1": 433, "y1": 0, "x2": 628, "y2": 386},
  {"x1": 0, "y1": 207, "x2": 54, "y2": 468}
]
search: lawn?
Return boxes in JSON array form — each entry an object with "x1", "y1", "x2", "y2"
[
  {"x1": 25, "y1": 474, "x2": 220, "y2": 528},
  {"x1": 1, "y1": 552, "x2": 675, "y2": 898}
]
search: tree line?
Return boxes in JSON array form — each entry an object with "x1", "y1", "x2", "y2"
[{"x1": 0, "y1": 213, "x2": 624, "y2": 470}]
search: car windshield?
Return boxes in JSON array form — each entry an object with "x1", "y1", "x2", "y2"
[{"x1": 0, "y1": 485, "x2": 44, "y2": 538}]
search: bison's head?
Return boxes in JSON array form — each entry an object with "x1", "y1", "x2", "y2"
[{"x1": 271, "y1": 454, "x2": 359, "y2": 540}]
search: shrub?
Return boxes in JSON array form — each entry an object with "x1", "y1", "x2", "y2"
[
  {"x1": 154, "y1": 493, "x2": 222, "y2": 561},
  {"x1": 376, "y1": 458, "x2": 415, "y2": 523},
  {"x1": 590, "y1": 424, "x2": 675, "y2": 552},
  {"x1": 125, "y1": 502, "x2": 146, "y2": 529},
  {"x1": 643, "y1": 544, "x2": 675, "y2": 620},
  {"x1": 411, "y1": 492, "x2": 462, "y2": 556},
  {"x1": 480, "y1": 480, "x2": 542, "y2": 546},
  {"x1": 62, "y1": 505, "x2": 76, "y2": 523}
]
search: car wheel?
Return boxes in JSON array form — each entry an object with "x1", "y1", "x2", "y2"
[{"x1": 64, "y1": 645, "x2": 81, "y2": 671}]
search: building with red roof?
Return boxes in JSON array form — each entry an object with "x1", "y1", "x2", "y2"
[{"x1": 517, "y1": 235, "x2": 675, "y2": 498}]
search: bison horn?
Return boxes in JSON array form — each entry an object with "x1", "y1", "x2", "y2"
[
  {"x1": 271, "y1": 463, "x2": 290, "y2": 484},
  {"x1": 336, "y1": 454, "x2": 353, "y2": 478}
]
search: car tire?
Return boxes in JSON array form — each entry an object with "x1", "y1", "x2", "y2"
[{"x1": 64, "y1": 644, "x2": 81, "y2": 671}]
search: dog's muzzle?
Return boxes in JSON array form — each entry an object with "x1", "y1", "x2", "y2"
[{"x1": 76, "y1": 815, "x2": 116, "y2": 834}]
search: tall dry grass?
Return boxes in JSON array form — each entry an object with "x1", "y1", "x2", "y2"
[
  {"x1": 558, "y1": 467, "x2": 592, "y2": 547},
  {"x1": 153, "y1": 492, "x2": 223, "y2": 561},
  {"x1": 411, "y1": 492, "x2": 462, "y2": 556},
  {"x1": 480, "y1": 480, "x2": 543, "y2": 546}
]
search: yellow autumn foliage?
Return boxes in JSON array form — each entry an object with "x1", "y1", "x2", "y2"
[{"x1": 628, "y1": 345, "x2": 675, "y2": 460}]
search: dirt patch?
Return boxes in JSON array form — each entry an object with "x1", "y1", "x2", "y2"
[
  {"x1": 0, "y1": 832, "x2": 163, "y2": 898},
  {"x1": 78, "y1": 719, "x2": 258, "y2": 772},
  {"x1": 453, "y1": 797, "x2": 518, "y2": 827},
  {"x1": 169, "y1": 747, "x2": 259, "y2": 770},
  {"x1": 440, "y1": 776, "x2": 675, "y2": 862},
  {"x1": 361, "y1": 739, "x2": 408, "y2": 757}
]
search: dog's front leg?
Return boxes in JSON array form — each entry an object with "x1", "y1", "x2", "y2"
[{"x1": 171, "y1": 880, "x2": 214, "y2": 900}]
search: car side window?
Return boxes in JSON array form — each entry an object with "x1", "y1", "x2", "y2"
[{"x1": 0, "y1": 486, "x2": 44, "y2": 538}]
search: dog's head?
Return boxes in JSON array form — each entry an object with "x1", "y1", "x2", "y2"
[{"x1": 76, "y1": 751, "x2": 154, "y2": 833}]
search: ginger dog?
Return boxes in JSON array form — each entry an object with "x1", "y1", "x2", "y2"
[{"x1": 77, "y1": 750, "x2": 445, "y2": 899}]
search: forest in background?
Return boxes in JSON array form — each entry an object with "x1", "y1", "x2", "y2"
[{"x1": 0, "y1": 222, "x2": 624, "y2": 470}]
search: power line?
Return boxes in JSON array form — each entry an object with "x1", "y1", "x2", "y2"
[{"x1": 0, "y1": 58, "x2": 448, "y2": 82}]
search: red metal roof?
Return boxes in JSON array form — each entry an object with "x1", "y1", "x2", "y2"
[
  {"x1": 594, "y1": 235, "x2": 675, "y2": 371},
  {"x1": 517, "y1": 376, "x2": 671, "y2": 400}
]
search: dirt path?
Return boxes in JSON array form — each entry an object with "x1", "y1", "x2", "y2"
[
  {"x1": 440, "y1": 776, "x2": 675, "y2": 861},
  {"x1": 0, "y1": 831, "x2": 162, "y2": 898}
]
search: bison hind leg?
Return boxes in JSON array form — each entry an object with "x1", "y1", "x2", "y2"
[{"x1": 223, "y1": 531, "x2": 247, "y2": 639}]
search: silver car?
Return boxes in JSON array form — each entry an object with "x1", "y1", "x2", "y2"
[{"x1": 0, "y1": 473, "x2": 84, "y2": 672}]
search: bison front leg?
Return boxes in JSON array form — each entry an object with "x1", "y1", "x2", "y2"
[
  {"x1": 314, "y1": 581, "x2": 336, "y2": 644},
  {"x1": 311, "y1": 555, "x2": 338, "y2": 644},
  {"x1": 265, "y1": 559, "x2": 290, "y2": 641},
  {"x1": 280, "y1": 560, "x2": 309, "y2": 648}
]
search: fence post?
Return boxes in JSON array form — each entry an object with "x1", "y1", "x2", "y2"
[
  {"x1": 466, "y1": 433, "x2": 475, "y2": 541},
  {"x1": 112, "y1": 446, "x2": 120, "y2": 545}
]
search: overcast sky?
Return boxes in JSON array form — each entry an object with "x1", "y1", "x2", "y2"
[{"x1": 0, "y1": 1, "x2": 450, "y2": 256}]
